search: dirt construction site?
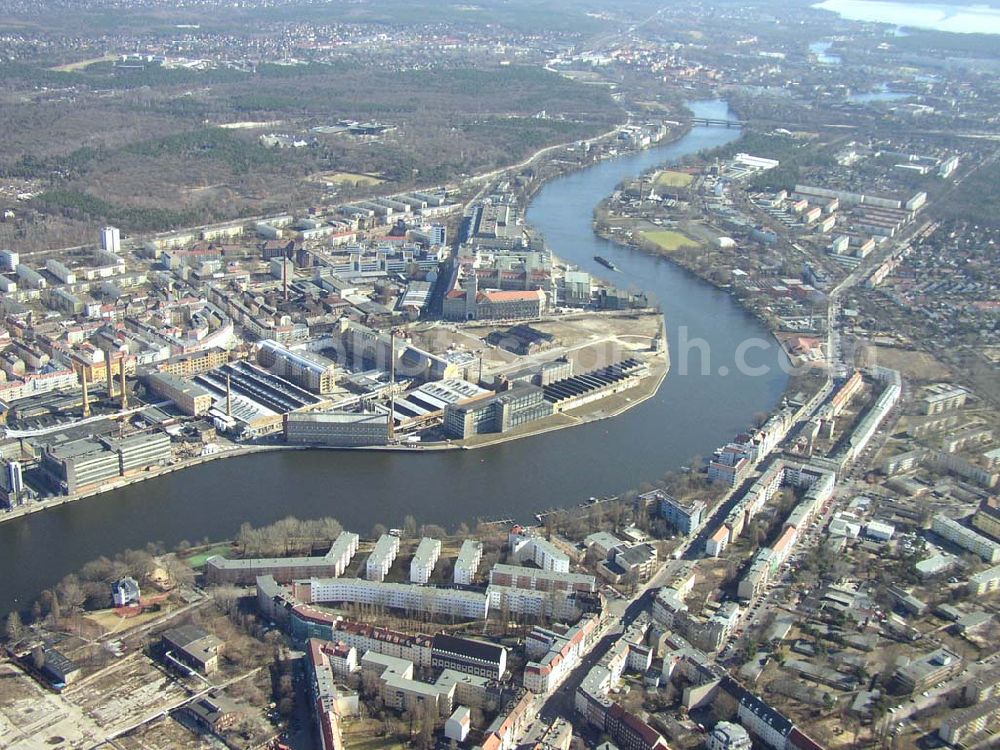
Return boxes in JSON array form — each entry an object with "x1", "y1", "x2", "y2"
[
  {"x1": 410, "y1": 309, "x2": 665, "y2": 383},
  {"x1": 0, "y1": 652, "x2": 198, "y2": 750}
]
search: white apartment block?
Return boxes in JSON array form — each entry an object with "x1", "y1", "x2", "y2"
[
  {"x1": 486, "y1": 584, "x2": 579, "y2": 621},
  {"x1": 100, "y1": 226, "x2": 121, "y2": 254},
  {"x1": 737, "y1": 551, "x2": 775, "y2": 600},
  {"x1": 367, "y1": 534, "x2": 401, "y2": 581},
  {"x1": 705, "y1": 525, "x2": 730, "y2": 557},
  {"x1": 509, "y1": 529, "x2": 570, "y2": 572},
  {"x1": 933, "y1": 514, "x2": 1000, "y2": 563},
  {"x1": 923, "y1": 384, "x2": 968, "y2": 415},
  {"x1": 410, "y1": 537, "x2": 441, "y2": 584},
  {"x1": 454, "y1": 539, "x2": 483, "y2": 585},
  {"x1": 488, "y1": 563, "x2": 596, "y2": 593},
  {"x1": 969, "y1": 564, "x2": 1000, "y2": 596},
  {"x1": 737, "y1": 699, "x2": 789, "y2": 750},
  {"x1": 307, "y1": 577, "x2": 489, "y2": 620},
  {"x1": 329, "y1": 531, "x2": 360, "y2": 575},
  {"x1": 328, "y1": 643, "x2": 358, "y2": 680}
]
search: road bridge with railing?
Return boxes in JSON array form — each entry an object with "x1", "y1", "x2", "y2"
[{"x1": 689, "y1": 117, "x2": 745, "y2": 128}]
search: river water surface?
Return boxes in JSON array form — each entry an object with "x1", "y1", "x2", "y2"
[{"x1": 0, "y1": 100, "x2": 789, "y2": 615}]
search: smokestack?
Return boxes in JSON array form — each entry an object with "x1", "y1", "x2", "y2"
[
  {"x1": 81, "y1": 370, "x2": 91, "y2": 417},
  {"x1": 283, "y1": 257, "x2": 289, "y2": 302},
  {"x1": 105, "y1": 349, "x2": 115, "y2": 400},
  {"x1": 120, "y1": 363, "x2": 128, "y2": 410},
  {"x1": 226, "y1": 373, "x2": 232, "y2": 417}
]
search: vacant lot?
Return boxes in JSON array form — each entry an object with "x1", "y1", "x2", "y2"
[
  {"x1": 310, "y1": 170, "x2": 386, "y2": 187},
  {"x1": 873, "y1": 346, "x2": 950, "y2": 382},
  {"x1": 115, "y1": 714, "x2": 214, "y2": 750},
  {"x1": 0, "y1": 662, "x2": 106, "y2": 749},
  {"x1": 63, "y1": 654, "x2": 190, "y2": 734}
]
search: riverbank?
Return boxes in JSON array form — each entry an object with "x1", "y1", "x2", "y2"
[
  {"x1": 591, "y1": 225, "x2": 815, "y2": 379},
  {"x1": 0, "y1": 334, "x2": 669, "y2": 525},
  {"x1": 0, "y1": 443, "x2": 292, "y2": 525}
]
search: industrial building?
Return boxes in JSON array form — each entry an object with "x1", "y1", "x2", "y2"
[
  {"x1": 41, "y1": 432, "x2": 172, "y2": 495},
  {"x1": 195, "y1": 360, "x2": 326, "y2": 438},
  {"x1": 443, "y1": 274, "x2": 545, "y2": 322},
  {"x1": 285, "y1": 408, "x2": 390, "y2": 447},
  {"x1": 443, "y1": 384, "x2": 553, "y2": 439},
  {"x1": 391, "y1": 379, "x2": 489, "y2": 431},
  {"x1": 334, "y1": 320, "x2": 458, "y2": 384},
  {"x1": 162, "y1": 625, "x2": 225, "y2": 675},
  {"x1": 542, "y1": 358, "x2": 648, "y2": 413},
  {"x1": 156, "y1": 348, "x2": 229, "y2": 378},
  {"x1": 145, "y1": 372, "x2": 214, "y2": 416},
  {"x1": 258, "y1": 339, "x2": 338, "y2": 394}
]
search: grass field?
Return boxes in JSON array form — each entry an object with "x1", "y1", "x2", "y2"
[
  {"x1": 655, "y1": 170, "x2": 693, "y2": 188},
  {"x1": 642, "y1": 230, "x2": 699, "y2": 252},
  {"x1": 184, "y1": 543, "x2": 232, "y2": 569}
]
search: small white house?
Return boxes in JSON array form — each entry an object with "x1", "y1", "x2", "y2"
[
  {"x1": 865, "y1": 520, "x2": 896, "y2": 542},
  {"x1": 445, "y1": 705, "x2": 471, "y2": 742}
]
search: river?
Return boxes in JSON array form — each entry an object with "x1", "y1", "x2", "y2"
[
  {"x1": 0, "y1": 100, "x2": 789, "y2": 615},
  {"x1": 813, "y1": 0, "x2": 1000, "y2": 35}
]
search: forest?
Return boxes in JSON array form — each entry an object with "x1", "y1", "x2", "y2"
[{"x1": 0, "y1": 62, "x2": 622, "y2": 240}]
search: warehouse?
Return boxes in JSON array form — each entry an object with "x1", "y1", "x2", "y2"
[
  {"x1": 542, "y1": 358, "x2": 648, "y2": 412},
  {"x1": 195, "y1": 360, "x2": 326, "y2": 437},
  {"x1": 145, "y1": 372, "x2": 214, "y2": 416},
  {"x1": 258, "y1": 339, "x2": 339, "y2": 394}
]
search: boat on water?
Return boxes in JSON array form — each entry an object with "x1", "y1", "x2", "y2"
[{"x1": 594, "y1": 255, "x2": 618, "y2": 271}]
